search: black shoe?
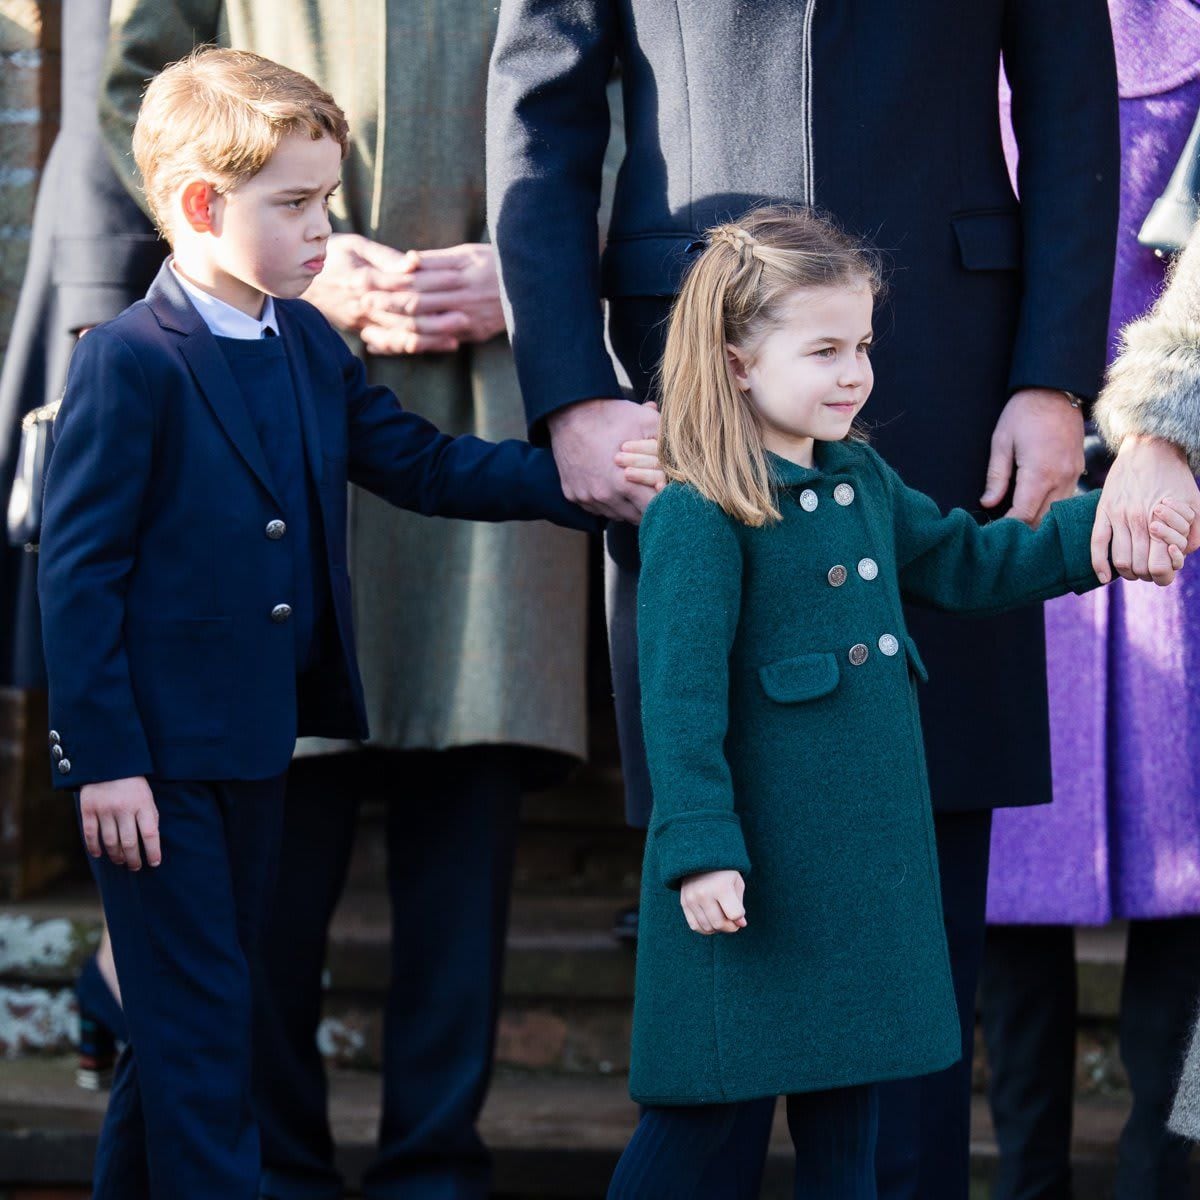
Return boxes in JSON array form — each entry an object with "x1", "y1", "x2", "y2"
[
  {"x1": 75, "y1": 954, "x2": 126, "y2": 1090},
  {"x1": 612, "y1": 905, "x2": 639, "y2": 945}
]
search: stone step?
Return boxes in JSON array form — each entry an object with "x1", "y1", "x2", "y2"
[{"x1": 0, "y1": 1057, "x2": 1189, "y2": 1199}]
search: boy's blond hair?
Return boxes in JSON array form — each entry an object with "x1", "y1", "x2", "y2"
[
  {"x1": 659, "y1": 206, "x2": 884, "y2": 527},
  {"x1": 132, "y1": 46, "x2": 350, "y2": 239}
]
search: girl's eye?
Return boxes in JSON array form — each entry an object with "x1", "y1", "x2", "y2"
[{"x1": 858, "y1": 343, "x2": 873, "y2": 356}]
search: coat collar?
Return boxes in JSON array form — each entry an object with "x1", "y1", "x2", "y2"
[{"x1": 767, "y1": 439, "x2": 860, "y2": 489}]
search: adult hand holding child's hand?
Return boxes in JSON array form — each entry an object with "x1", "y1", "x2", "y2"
[
  {"x1": 79, "y1": 777, "x2": 161, "y2": 871},
  {"x1": 680, "y1": 869, "x2": 748, "y2": 935}
]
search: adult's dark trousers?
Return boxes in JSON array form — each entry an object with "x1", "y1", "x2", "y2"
[
  {"x1": 607, "y1": 1085, "x2": 879, "y2": 1199},
  {"x1": 605, "y1": 296, "x2": 673, "y2": 828},
  {"x1": 255, "y1": 745, "x2": 523, "y2": 1200},
  {"x1": 86, "y1": 773, "x2": 287, "y2": 1200},
  {"x1": 876, "y1": 809, "x2": 994, "y2": 1200},
  {"x1": 980, "y1": 917, "x2": 1200, "y2": 1200}
]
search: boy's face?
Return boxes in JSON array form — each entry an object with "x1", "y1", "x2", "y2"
[{"x1": 173, "y1": 131, "x2": 342, "y2": 317}]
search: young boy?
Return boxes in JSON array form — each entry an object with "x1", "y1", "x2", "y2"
[{"x1": 37, "y1": 48, "x2": 644, "y2": 1199}]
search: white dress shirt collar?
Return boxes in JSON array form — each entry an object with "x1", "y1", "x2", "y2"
[{"x1": 170, "y1": 260, "x2": 279, "y2": 339}]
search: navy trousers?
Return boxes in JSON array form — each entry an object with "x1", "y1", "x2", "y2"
[
  {"x1": 981, "y1": 918, "x2": 1200, "y2": 1200},
  {"x1": 875, "y1": 809, "x2": 994, "y2": 1200},
  {"x1": 608, "y1": 1086, "x2": 879, "y2": 1199},
  {"x1": 87, "y1": 774, "x2": 287, "y2": 1200},
  {"x1": 255, "y1": 746, "x2": 523, "y2": 1200}
]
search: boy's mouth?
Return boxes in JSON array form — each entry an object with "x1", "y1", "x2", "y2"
[{"x1": 303, "y1": 257, "x2": 326, "y2": 273}]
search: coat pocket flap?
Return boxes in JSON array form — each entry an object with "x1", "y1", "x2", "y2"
[
  {"x1": 758, "y1": 652, "x2": 840, "y2": 703},
  {"x1": 951, "y1": 210, "x2": 1021, "y2": 271},
  {"x1": 904, "y1": 635, "x2": 929, "y2": 683}
]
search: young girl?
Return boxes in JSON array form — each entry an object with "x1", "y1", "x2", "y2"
[{"x1": 607, "y1": 206, "x2": 1193, "y2": 1199}]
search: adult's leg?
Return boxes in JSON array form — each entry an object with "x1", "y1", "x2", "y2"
[
  {"x1": 608, "y1": 1100, "x2": 769, "y2": 1200},
  {"x1": 256, "y1": 753, "x2": 364, "y2": 1200},
  {"x1": 90, "y1": 774, "x2": 286, "y2": 1200},
  {"x1": 1114, "y1": 916, "x2": 1200, "y2": 1199},
  {"x1": 979, "y1": 924, "x2": 1077, "y2": 1200},
  {"x1": 787, "y1": 1085, "x2": 879, "y2": 1200},
  {"x1": 605, "y1": 296, "x2": 672, "y2": 829},
  {"x1": 876, "y1": 808, "x2": 993, "y2": 1200},
  {"x1": 362, "y1": 746, "x2": 524, "y2": 1200}
]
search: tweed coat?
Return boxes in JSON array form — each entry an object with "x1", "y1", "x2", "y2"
[
  {"x1": 631, "y1": 441, "x2": 1103, "y2": 1105},
  {"x1": 0, "y1": 0, "x2": 163, "y2": 686},
  {"x1": 488, "y1": 0, "x2": 1120, "y2": 815},
  {"x1": 988, "y1": 0, "x2": 1200, "y2": 924},
  {"x1": 101, "y1": 0, "x2": 589, "y2": 763}
]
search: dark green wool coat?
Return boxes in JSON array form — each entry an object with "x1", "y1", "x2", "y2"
[{"x1": 632, "y1": 439, "x2": 1103, "y2": 1105}]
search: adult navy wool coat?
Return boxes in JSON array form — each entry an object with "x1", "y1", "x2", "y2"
[
  {"x1": 487, "y1": 0, "x2": 1120, "y2": 813},
  {"x1": 632, "y1": 443, "x2": 1104, "y2": 1104},
  {"x1": 37, "y1": 264, "x2": 596, "y2": 791}
]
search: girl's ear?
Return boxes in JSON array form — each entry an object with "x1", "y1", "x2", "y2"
[{"x1": 725, "y1": 343, "x2": 752, "y2": 391}]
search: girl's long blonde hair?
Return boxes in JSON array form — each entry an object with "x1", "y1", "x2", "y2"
[{"x1": 659, "y1": 206, "x2": 883, "y2": 526}]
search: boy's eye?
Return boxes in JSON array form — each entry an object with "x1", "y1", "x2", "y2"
[
  {"x1": 284, "y1": 198, "x2": 305, "y2": 209},
  {"x1": 813, "y1": 347, "x2": 836, "y2": 358}
]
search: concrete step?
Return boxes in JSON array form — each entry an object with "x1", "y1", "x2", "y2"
[{"x1": 0, "y1": 1057, "x2": 1191, "y2": 1199}]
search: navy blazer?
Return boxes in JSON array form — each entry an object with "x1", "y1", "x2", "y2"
[{"x1": 38, "y1": 263, "x2": 597, "y2": 790}]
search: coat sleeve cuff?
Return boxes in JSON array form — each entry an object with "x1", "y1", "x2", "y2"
[
  {"x1": 651, "y1": 811, "x2": 752, "y2": 891},
  {"x1": 1048, "y1": 490, "x2": 1104, "y2": 595}
]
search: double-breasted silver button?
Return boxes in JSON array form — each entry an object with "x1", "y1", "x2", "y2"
[
  {"x1": 799, "y1": 489, "x2": 819, "y2": 512},
  {"x1": 265, "y1": 519, "x2": 287, "y2": 540},
  {"x1": 51, "y1": 744, "x2": 64, "y2": 763},
  {"x1": 878, "y1": 633, "x2": 900, "y2": 657},
  {"x1": 827, "y1": 564, "x2": 848, "y2": 588},
  {"x1": 858, "y1": 558, "x2": 879, "y2": 581},
  {"x1": 848, "y1": 643, "x2": 869, "y2": 667},
  {"x1": 271, "y1": 604, "x2": 293, "y2": 624},
  {"x1": 48, "y1": 730, "x2": 60, "y2": 747},
  {"x1": 57, "y1": 758, "x2": 71, "y2": 775},
  {"x1": 834, "y1": 483, "x2": 856, "y2": 506}
]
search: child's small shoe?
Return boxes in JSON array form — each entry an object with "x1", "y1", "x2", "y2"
[{"x1": 75, "y1": 954, "x2": 126, "y2": 1090}]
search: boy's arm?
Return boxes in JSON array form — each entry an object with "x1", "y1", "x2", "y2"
[
  {"x1": 637, "y1": 487, "x2": 751, "y2": 890},
  {"x1": 38, "y1": 330, "x2": 156, "y2": 789},
  {"x1": 337, "y1": 331, "x2": 602, "y2": 532},
  {"x1": 876, "y1": 453, "x2": 1104, "y2": 617}
]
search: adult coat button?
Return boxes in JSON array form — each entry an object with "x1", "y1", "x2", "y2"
[
  {"x1": 799, "y1": 489, "x2": 819, "y2": 512},
  {"x1": 858, "y1": 558, "x2": 879, "y2": 581},
  {"x1": 271, "y1": 604, "x2": 293, "y2": 623},
  {"x1": 265, "y1": 520, "x2": 287, "y2": 540},
  {"x1": 848, "y1": 643, "x2": 869, "y2": 666},
  {"x1": 827, "y1": 565, "x2": 848, "y2": 588},
  {"x1": 57, "y1": 758, "x2": 71, "y2": 775},
  {"x1": 48, "y1": 730, "x2": 60, "y2": 746},
  {"x1": 51, "y1": 745, "x2": 63, "y2": 762},
  {"x1": 878, "y1": 634, "x2": 900, "y2": 657},
  {"x1": 834, "y1": 484, "x2": 856, "y2": 506}
]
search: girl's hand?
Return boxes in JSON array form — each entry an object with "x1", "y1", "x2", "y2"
[
  {"x1": 1149, "y1": 496, "x2": 1194, "y2": 579},
  {"x1": 679, "y1": 869, "x2": 747, "y2": 935},
  {"x1": 616, "y1": 437, "x2": 667, "y2": 493}
]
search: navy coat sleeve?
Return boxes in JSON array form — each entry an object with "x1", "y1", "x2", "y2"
[
  {"x1": 487, "y1": 0, "x2": 622, "y2": 441},
  {"x1": 873, "y1": 452, "x2": 1104, "y2": 616},
  {"x1": 1003, "y1": 0, "x2": 1119, "y2": 401},
  {"x1": 334, "y1": 327, "x2": 601, "y2": 532},
  {"x1": 38, "y1": 328, "x2": 156, "y2": 788}
]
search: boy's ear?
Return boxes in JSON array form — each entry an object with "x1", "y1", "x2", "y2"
[
  {"x1": 725, "y1": 343, "x2": 752, "y2": 391},
  {"x1": 180, "y1": 181, "x2": 221, "y2": 234}
]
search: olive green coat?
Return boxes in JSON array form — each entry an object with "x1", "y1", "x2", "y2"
[
  {"x1": 632, "y1": 441, "x2": 1103, "y2": 1104},
  {"x1": 100, "y1": 0, "x2": 599, "y2": 761}
]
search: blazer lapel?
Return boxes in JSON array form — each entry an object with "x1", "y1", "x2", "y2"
[{"x1": 148, "y1": 262, "x2": 284, "y2": 508}]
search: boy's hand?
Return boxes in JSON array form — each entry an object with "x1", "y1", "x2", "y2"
[
  {"x1": 680, "y1": 869, "x2": 747, "y2": 935},
  {"x1": 1147, "y1": 496, "x2": 1195, "y2": 584},
  {"x1": 616, "y1": 437, "x2": 667, "y2": 495},
  {"x1": 79, "y1": 777, "x2": 161, "y2": 871}
]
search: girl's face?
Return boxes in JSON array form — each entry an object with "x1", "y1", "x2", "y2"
[{"x1": 727, "y1": 284, "x2": 874, "y2": 466}]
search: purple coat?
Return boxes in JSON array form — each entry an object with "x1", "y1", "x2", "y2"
[{"x1": 987, "y1": 0, "x2": 1200, "y2": 924}]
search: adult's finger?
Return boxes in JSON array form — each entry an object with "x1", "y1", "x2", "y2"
[
  {"x1": 80, "y1": 805, "x2": 102, "y2": 858},
  {"x1": 1004, "y1": 467, "x2": 1049, "y2": 528},
  {"x1": 99, "y1": 813, "x2": 124, "y2": 866},
  {"x1": 623, "y1": 467, "x2": 666, "y2": 489},
  {"x1": 137, "y1": 804, "x2": 162, "y2": 868},
  {"x1": 1110, "y1": 515, "x2": 1135, "y2": 582},
  {"x1": 117, "y1": 810, "x2": 142, "y2": 871},
  {"x1": 1090, "y1": 508, "x2": 1113, "y2": 584},
  {"x1": 360, "y1": 326, "x2": 460, "y2": 356},
  {"x1": 1128, "y1": 506, "x2": 1151, "y2": 581},
  {"x1": 402, "y1": 248, "x2": 473, "y2": 272},
  {"x1": 980, "y1": 429, "x2": 1014, "y2": 508}
]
